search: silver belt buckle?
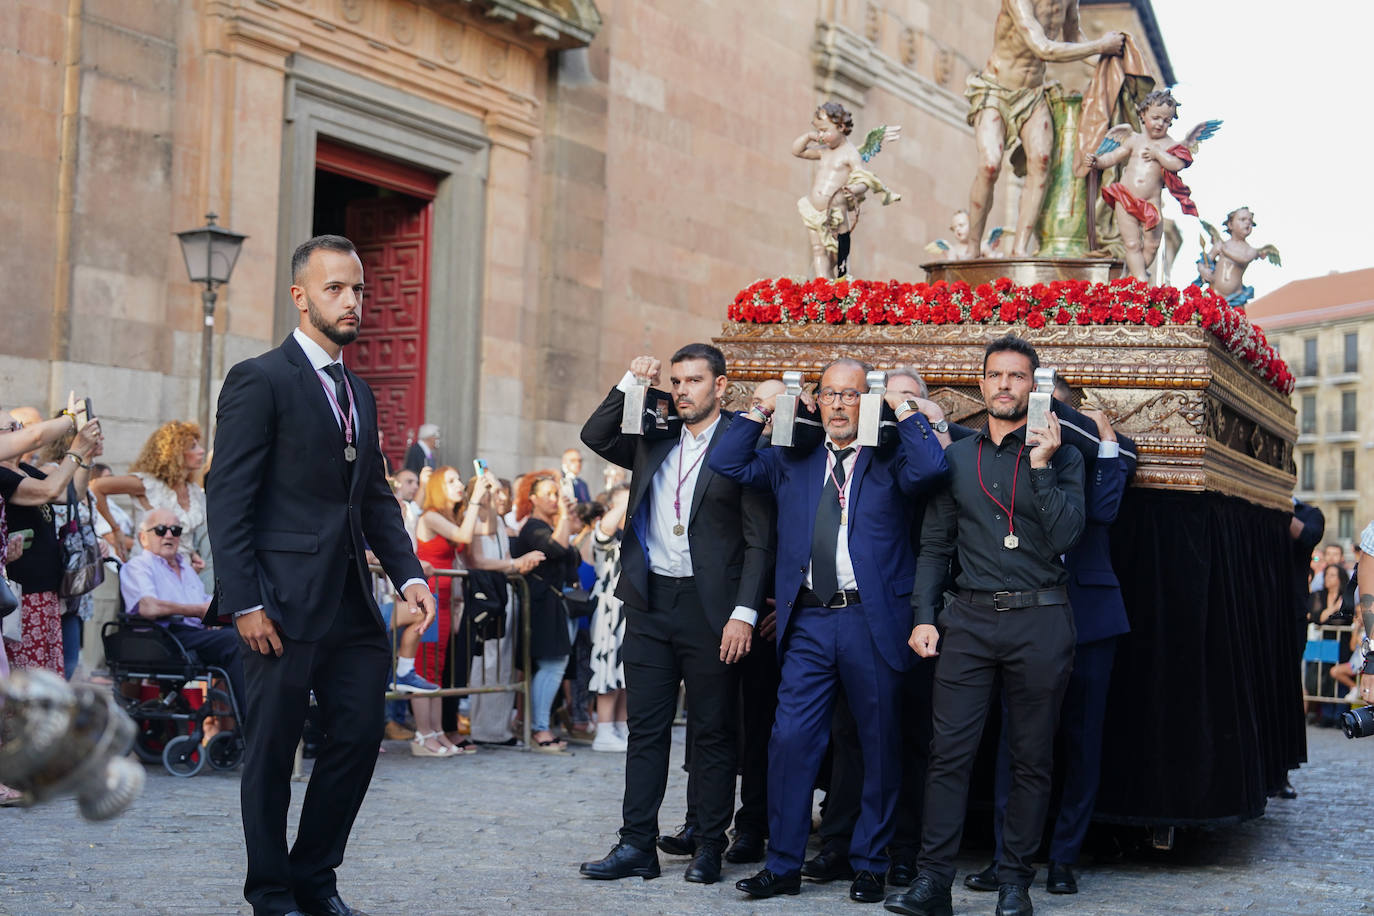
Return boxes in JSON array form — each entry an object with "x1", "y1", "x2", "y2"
[
  {"x1": 831, "y1": 591, "x2": 850, "y2": 608},
  {"x1": 992, "y1": 591, "x2": 1014, "y2": 612}
]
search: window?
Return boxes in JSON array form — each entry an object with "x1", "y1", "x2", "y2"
[
  {"x1": 1301, "y1": 394, "x2": 1317, "y2": 434},
  {"x1": 1342, "y1": 391, "x2": 1358, "y2": 432},
  {"x1": 1303, "y1": 338, "x2": 1318, "y2": 377},
  {"x1": 1300, "y1": 452, "x2": 1315, "y2": 490},
  {"x1": 1339, "y1": 508, "x2": 1354, "y2": 541},
  {"x1": 1341, "y1": 449, "x2": 1356, "y2": 491},
  {"x1": 1345, "y1": 332, "x2": 1359, "y2": 373}
]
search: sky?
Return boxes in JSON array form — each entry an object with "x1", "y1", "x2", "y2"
[{"x1": 1147, "y1": 0, "x2": 1373, "y2": 298}]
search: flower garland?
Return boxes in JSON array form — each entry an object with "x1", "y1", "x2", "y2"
[{"x1": 728, "y1": 276, "x2": 1294, "y2": 395}]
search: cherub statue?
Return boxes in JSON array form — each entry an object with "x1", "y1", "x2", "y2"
[
  {"x1": 792, "y1": 101, "x2": 901, "y2": 278},
  {"x1": 1083, "y1": 89, "x2": 1221, "y2": 280},
  {"x1": 1192, "y1": 206, "x2": 1280, "y2": 309},
  {"x1": 924, "y1": 210, "x2": 1006, "y2": 260}
]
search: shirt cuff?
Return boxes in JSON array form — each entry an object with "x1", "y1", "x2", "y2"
[
  {"x1": 233, "y1": 605, "x2": 263, "y2": 619},
  {"x1": 615, "y1": 371, "x2": 638, "y2": 394},
  {"x1": 1029, "y1": 465, "x2": 1059, "y2": 490},
  {"x1": 399, "y1": 577, "x2": 428, "y2": 594},
  {"x1": 1097, "y1": 440, "x2": 1120, "y2": 458},
  {"x1": 729, "y1": 605, "x2": 758, "y2": 627}
]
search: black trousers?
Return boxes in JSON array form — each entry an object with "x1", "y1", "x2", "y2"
[
  {"x1": 620, "y1": 573, "x2": 738, "y2": 851},
  {"x1": 734, "y1": 632, "x2": 780, "y2": 837},
  {"x1": 240, "y1": 572, "x2": 389, "y2": 916},
  {"x1": 169, "y1": 624, "x2": 247, "y2": 720},
  {"x1": 917, "y1": 596, "x2": 1074, "y2": 888}
]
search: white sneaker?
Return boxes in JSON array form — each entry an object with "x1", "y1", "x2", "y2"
[
  {"x1": 1345, "y1": 687, "x2": 1361, "y2": 703},
  {"x1": 613, "y1": 721, "x2": 629, "y2": 740},
  {"x1": 592, "y1": 729, "x2": 628, "y2": 753}
]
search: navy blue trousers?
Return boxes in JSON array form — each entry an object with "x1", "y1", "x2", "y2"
[{"x1": 766, "y1": 601, "x2": 902, "y2": 875}]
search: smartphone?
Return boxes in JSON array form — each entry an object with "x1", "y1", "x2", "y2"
[
  {"x1": 560, "y1": 472, "x2": 576, "y2": 501},
  {"x1": 83, "y1": 397, "x2": 96, "y2": 420},
  {"x1": 13, "y1": 528, "x2": 34, "y2": 550},
  {"x1": 473, "y1": 458, "x2": 489, "y2": 478}
]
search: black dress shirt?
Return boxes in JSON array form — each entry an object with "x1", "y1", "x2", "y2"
[{"x1": 912, "y1": 425, "x2": 1085, "y2": 627}]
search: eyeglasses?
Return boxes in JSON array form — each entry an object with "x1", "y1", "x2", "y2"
[
  {"x1": 145, "y1": 525, "x2": 184, "y2": 538},
  {"x1": 817, "y1": 389, "x2": 863, "y2": 406}
]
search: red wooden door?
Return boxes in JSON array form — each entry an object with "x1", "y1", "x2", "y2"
[{"x1": 345, "y1": 196, "x2": 432, "y2": 464}]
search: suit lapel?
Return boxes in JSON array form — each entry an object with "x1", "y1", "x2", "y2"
[
  {"x1": 804, "y1": 440, "x2": 827, "y2": 550},
  {"x1": 846, "y1": 444, "x2": 873, "y2": 541},
  {"x1": 687, "y1": 415, "x2": 729, "y2": 524},
  {"x1": 632, "y1": 435, "x2": 678, "y2": 516},
  {"x1": 282, "y1": 334, "x2": 349, "y2": 487},
  {"x1": 344, "y1": 365, "x2": 371, "y2": 492}
]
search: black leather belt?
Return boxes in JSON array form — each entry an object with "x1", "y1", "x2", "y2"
[
  {"x1": 797, "y1": 587, "x2": 862, "y2": 608},
  {"x1": 959, "y1": 586, "x2": 1068, "y2": 612}
]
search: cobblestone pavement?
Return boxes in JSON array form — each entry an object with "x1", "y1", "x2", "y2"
[{"x1": 3, "y1": 723, "x2": 1371, "y2": 916}]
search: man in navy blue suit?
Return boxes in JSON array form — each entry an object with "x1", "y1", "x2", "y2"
[
  {"x1": 710, "y1": 358, "x2": 948, "y2": 903},
  {"x1": 965, "y1": 387, "x2": 1137, "y2": 898}
]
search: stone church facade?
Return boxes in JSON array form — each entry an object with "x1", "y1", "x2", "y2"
[{"x1": 2, "y1": 0, "x2": 1170, "y2": 475}]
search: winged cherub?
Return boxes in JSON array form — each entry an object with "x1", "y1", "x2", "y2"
[
  {"x1": 792, "y1": 101, "x2": 901, "y2": 278},
  {"x1": 924, "y1": 210, "x2": 1006, "y2": 260},
  {"x1": 1083, "y1": 89, "x2": 1221, "y2": 280},
  {"x1": 1191, "y1": 207, "x2": 1279, "y2": 309}
]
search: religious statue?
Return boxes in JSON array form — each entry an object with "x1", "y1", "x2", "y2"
[
  {"x1": 962, "y1": 0, "x2": 1125, "y2": 259},
  {"x1": 1083, "y1": 89, "x2": 1220, "y2": 280},
  {"x1": 925, "y1": 210, "x2": 1006, "y2": 260},
  {"x1": 792, "y1": 101, "x2": 900, "y2": 278},
  {"x1": 1192, "y1": 207, "x2": 1280, "y2": 309}
]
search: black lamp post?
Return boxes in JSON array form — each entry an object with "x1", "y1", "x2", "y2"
[{"x1": 175, "y1": 213, "x2": 247, "y2": 435}]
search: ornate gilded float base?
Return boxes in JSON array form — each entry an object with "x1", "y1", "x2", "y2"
[
  {"x1": 713, "y1": 321, "x2": 1297, "y2": 510},
  {"x1": 922, "y1": 257, "x2": 1124, "y2": 286}
]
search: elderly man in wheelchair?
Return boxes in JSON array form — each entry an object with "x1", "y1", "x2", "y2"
[{"x1": 114, "y1": 507, "x2": 245, "y2": 772}]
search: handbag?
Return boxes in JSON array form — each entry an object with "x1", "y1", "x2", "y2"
[
  {"x1": 561, "y1": 585, "x2": 595, "y2": 620},
  {"x1": 462, "y1": 569, "x2": 509, "y2": 641},
  {"x1": 0, "y1": 575, "x2": 17, "y2": 619},
  {"x1": 57, "y1": 483, "x2": 105, "y2": 598}
]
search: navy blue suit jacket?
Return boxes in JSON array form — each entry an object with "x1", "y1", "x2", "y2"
[
  {"x1": 1051, "y1": 399, "x2": 1137, "y2": 644},
  {"x1": 709, "y1": 413, "x2": 949, "y2": 671}
]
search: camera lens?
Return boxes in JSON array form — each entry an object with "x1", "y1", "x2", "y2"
[{"x1": 1340, "y1": 705, "x2": 1374, "y2": 739}]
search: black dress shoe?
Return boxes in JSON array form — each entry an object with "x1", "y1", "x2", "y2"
[
  {"x1": 1045, "y1": 861, "x2": 1077, "y2": 894},
  {"x1": 801, "y1": 846, "x2": 855, "y2": 883},
  {"x1": 724, "y1": 831, "x2": 766, "y2": 863},
  {"x1": 580, "y1": 842, "x2": 661, "y2": 880},
  {"x1": 887, "y1": 859, "x2": 917, "y2": 888},
  {"x1": 1277, "y1": 780, "x2": 1298, "y2": 799},
  {"x1": 299, "y1": 895, "x2": 366, "y2": 916},
  {"x1": 850, "y1": 870, "x2": 886, "y2": 903},
  {"x1": 656, "y1": 824, "x2": 698, "y2": 856},
  {"x1": 996, "y1": 883, "x2": 1033, "y2": 916},
  {"x1": 684, "y1": 845, "x2": 722, "y2": 884},
  {"x1": 882, "y1": 874, "x2": 953, "y2": 916},
  {"x1": 736, "y1": 868, "x2": 801, "y2": 898},
  {"x1": 963, "y1": 860, "x2": 999, "y2": 892}
]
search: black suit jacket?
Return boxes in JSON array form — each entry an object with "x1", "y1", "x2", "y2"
[
  {"x1": 403, "y1": 442, "x2": 434, "y2": 474},
  {"x1": 207, "y1": 333, "x2": 424, "y2": 642},
  {"x1": 580, "y1": 386, "x2": 773, "y2": 633}
]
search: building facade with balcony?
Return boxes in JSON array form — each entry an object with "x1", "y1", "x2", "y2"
[{"x1": 1250, "y1": 268, "x2": 1374, "y2": 554}]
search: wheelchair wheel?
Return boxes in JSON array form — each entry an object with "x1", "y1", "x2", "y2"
[
  {"x1": 134, "y1": 720, "x2": 180, "y2": 764},
  {"x1": 206, "y1": 731, "x2": 244, "y2": 771},
  {"x1": 162, "y1": 734, "x2": 205, "y2": 778}
]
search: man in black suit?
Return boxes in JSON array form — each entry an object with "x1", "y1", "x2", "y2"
[
  {"x1": 579, "y1": 343, "x2": 773, "y2": 886},
  {"x1": 209, "y1": 235, "x2": 434, "y2": 916},
  {"x1": 402, "y1": 423, "x2": 439, "y2": 474}
]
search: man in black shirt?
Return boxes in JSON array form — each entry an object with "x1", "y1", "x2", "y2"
[{"x1": 886, "y1": 335, "x2": 1085, "y2": 916}]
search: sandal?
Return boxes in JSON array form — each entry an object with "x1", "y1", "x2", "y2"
[
  {"x1": 533, "y1": 737, "x2": 568, "y2": 754},
  {"x1": 452, "y1": 739, "x2": 478, "y2": 755},
  {"x1": 411, "y1": 731, "x2": 458, "y2": 758},
  {"x1": 0, "y1": 784, "x2": 25, "y2": 807}
]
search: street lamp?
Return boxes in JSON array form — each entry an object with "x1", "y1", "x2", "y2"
[{"x1": 176, "y1": 213, "x2": 247, "y2": 435}]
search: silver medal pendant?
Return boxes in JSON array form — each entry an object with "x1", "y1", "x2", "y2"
[
  {"x1": 1003, "y1": 533, "x2": 1019, "y2": 550},
  {"x1": 344, "y1": 444, "x2": 357, "y2": 462},
  {"x1": 672, "y1": 523, "x2": 685, "y2": 536}
]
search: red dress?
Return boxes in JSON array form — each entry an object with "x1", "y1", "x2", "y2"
[{"x1": 415, "y1": 534, "x2": 459, "y2": 683}]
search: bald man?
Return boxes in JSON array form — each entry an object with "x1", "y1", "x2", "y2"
[{"x1": 120, "y1": 507, "x2": 245, "y2": 708}]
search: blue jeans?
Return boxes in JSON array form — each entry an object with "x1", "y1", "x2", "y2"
[
  {"x1": 531, "y1": 655, "x2": 570, "y2": 733},
  {"x1": 61, "y1": 612, "x2": 82, "y2": 681}
]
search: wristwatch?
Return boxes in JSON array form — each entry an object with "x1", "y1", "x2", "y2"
[
  {"x1": 896, "y1": 399, "x2": 948, "y2": 433},
  {"x1": 930, "y1": 417, "x2": 949, "y2": 433}
]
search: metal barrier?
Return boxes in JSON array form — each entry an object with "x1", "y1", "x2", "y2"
[
  {"x1": 1302, "y1": 622, "x2": 1363, "y2": 707},
  {"x1": 371, "y1": 566, "x2": 533, "y2": 749}
]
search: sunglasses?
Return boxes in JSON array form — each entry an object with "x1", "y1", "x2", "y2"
[{"x1": 146, "y1": 525, "x2": 184, "y2": 538}]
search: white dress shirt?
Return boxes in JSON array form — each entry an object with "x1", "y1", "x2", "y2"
[
  {"x1": 617, "y1": 372, "x2": 757, "y2": 626},
  {"x1": 806, "y1": 441, "x2": 860, "y2": 594}
]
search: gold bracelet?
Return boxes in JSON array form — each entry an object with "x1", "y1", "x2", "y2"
[{"x1": 65, "y1": 451, "x2": 90, "y2": 469}]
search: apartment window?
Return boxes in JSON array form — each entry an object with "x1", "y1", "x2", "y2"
[
  {"x1": 1339, "y1": 508, "x2": 1354, "y2": 541},
  {"x1": 1340, "y1": 449, "x2": 1356, "y2": 491},
  {"x1": 1342, "y1": 391, "x2": 1358, "y2": 432},
  {"x1": 1302, "y1": 338, "x2": 1318, "y2": 377},
  {"x1": 1345, "y1": 332, "x2": 1359, "y2": 373},
  {"x1": 1300, "y1": 452, "x2": 1315, "y2": 490},
  {"x1": 1301, "y1": 394, "x2": 1317, "y2": 434}
]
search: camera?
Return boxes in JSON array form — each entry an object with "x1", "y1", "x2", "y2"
[{"x1": 1340, "y1": 609, "x2": 1374, "y2": 739}]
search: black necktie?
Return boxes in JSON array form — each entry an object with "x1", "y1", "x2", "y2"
[
  {"x1": 322, "y1": 363, "x2": 350, "y2": 427},
  {"x1": 810, "y1": 446, "x2": 853, "y2": 601}
]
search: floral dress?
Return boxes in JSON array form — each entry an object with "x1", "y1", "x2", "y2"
[{"x1": 588, "y1": 527, "x2": 625, "y2": 694}]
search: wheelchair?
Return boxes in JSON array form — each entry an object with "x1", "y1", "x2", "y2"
[{"x1": 102, "y1": 617, "x2": 246, "y2": 778}]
